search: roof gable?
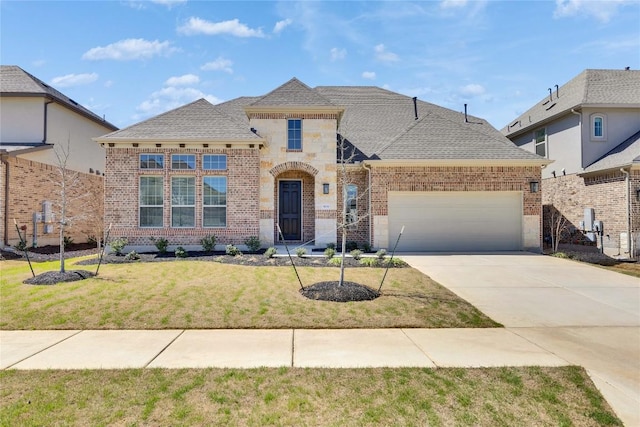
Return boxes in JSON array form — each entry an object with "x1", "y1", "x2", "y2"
[
  {"x1": 503, "y1": 69, "x2": 640, "y2": 137},
  {"x1": 582, "y1": 129, "x2": 640, "y2": 173},
  {"x1": 0, "y1": 65, "x2": 118, "y2": 131},
  {"x1": 249, "y1": 77, "x2": 337, "y2": 108},
  {"x1": 98, "y1": 98, "x2": 261, "y2": 142}
]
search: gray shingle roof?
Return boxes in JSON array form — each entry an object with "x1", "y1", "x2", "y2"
[
  {"x1": 0, "y1": 65, "x2": 118, "y2": 131},
  {"x1": 250, "y1": 78, "x2": 337, "y2": 108},
  {"x1": 582, "y1": 130, "x2": 640, "y2": 173},
  {"x1": 316, "y1": 86, "x2": 542, "y2": 161},
  {"x1": 99, "y1": 99, "x2": 261, "y2": 141},
  {"x1": 503, "y1": 69, "x2": 640, "y2": 137}
]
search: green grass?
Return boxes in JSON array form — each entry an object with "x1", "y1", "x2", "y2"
[
  {"x1": 0, "y1": 258, "x2": 499, "y2": 330},
  {"x1": 0, "y1": 366, "x2": 621, "y2": 426}
]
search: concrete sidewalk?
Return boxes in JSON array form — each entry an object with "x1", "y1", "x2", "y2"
[{"x1": 1, "y1": 328, "x2": 569, "y2": 370}]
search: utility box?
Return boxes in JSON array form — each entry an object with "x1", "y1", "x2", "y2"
[{"x1": 584, "y1": 208, "x2": 596, "y2": 242}]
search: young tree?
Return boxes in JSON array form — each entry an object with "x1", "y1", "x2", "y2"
[{"x1": 51, "y1": 139, "x2": 92, "y2": 272}]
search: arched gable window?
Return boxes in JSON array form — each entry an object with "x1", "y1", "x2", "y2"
[{"x1": 590, "y1": 114, "x2": 606, "y2": 140}]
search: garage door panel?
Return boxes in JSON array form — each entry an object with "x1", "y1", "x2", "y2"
[{"x1": 388, "y1": 192, "x2": 522, "y2": 252}]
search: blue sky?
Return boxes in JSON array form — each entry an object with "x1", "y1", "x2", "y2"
[{"x1": 2, "y1": 0, "x2": 639, "y2": 130}]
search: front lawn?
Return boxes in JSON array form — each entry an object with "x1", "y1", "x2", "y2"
[
  {"x1": 0, "y1": 258, "x2": 499, "y2": 329},
  {"x1": 0, "y1": 366, "x2": 621, "y2": 426}
]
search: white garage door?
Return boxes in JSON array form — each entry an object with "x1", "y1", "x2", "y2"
[{"x1": 388, "y1": 191, "x2": 523, "y2": 252}]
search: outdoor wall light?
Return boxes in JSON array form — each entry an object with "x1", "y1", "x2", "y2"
[
  {"x1": 529, "y1": 181, "x2": 540, "y2": 193},
  {"x1": 323, "y1": 183, "x2": 330, "y2": 194}
]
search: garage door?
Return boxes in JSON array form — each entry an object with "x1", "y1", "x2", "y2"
[{"x1": 388, "y1": 191, "x2": 523, "y2": 252}]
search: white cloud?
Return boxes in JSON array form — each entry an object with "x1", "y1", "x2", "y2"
[
  {"x1": 374, "y1": 44, "x2": 399, "y2": 62},
  {"x1": 201, "y1": 57, "x2": 234, "y2": 74},
  {"x1": 151, "y1": 0, "x2": 187, "y2": 7},
  {"x1": 273, "y1": 18, "x2": 292, "y2": 34},
  {"x1": 177, "y1": 17, "x2": 264, "y2": 37},
  {"x1": 459, "y1": 83, "x2": 486, "y2": 97},
  {"x1": 330, "y1": 47, "x2": 347, "y2": 61},
  {"x1": 165, "y1": 74, "x2": 200, "y2": 86},
  {"x1": 553, "y1": 0, "x2": 633, "y2": 22},
  {"x1": 104, "y1": 80, "x2": 113, "y2": 88},
  {"x1": 440, "y1": 0, "x2": 467, "y2": 9},
  {"x1": 82, "y1": 39, "x2": 177, "y2": 61},
  {"x1": 362, "y1": 71, "x2": 376, "y2": 80},
  {"x1": 51, "y1": 72, "x2": 98, "y2": 87},
  {"x1": 135, "y1": 86, "x2": 222, "y2": 119}
]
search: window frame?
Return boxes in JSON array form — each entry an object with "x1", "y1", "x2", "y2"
[
  {"x1": 139, "y1": 154, "x2": 164, "y2": 170},
  {"x1": 203, "y1": 154, "x2": 227, "y2": 171},
  {"x1": 171, "y1": 176, "x2": 196, "y2": 228},
  {"x1": 202, "y1": 176, "x2": 227, "y2": 228},
  {"x1": 171, "y1": 154, "x2": 196, "y2": 170},
  {"x1": 287, "y1": 119, "x2": 302, "y2": 151},
  {"x1": 534, "y1": 128, "x2": 547, "y2": 158},
  {"x1": 590, "y1": 114, "x2": 606, "y2": 141},
  {"x1": 139, "y1": 176, "x2": 164, "y2": 228}
]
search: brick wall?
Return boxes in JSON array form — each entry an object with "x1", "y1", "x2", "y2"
[
  {"x1": 105, "y1": 147, "x2": 260, "y2": 247},
  {"x1": 369, "y1": 165, "x2": 542, "y2": 249},
  {"x1": 1, "y1": 156, "x2": 103, "y2": 247},
  {"x1": 542, "y1": 171, "x2": 633, "y2": 255},
  {"x1": 336, "y1": 167, "x2": 370, "y2": 247}
]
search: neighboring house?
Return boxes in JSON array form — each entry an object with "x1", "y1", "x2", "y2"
[
  {"x1": 96, "y1": 78, "x2": 548, "y2": 253},
  {"x1": 503, "y1": 69, "x2": 640, "y2": 258},
  {"x1": 0, "y1": 65, "x2": 118, "y2": 248}
]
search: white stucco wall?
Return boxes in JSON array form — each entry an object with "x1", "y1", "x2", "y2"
[
  {"x1": 580, "y1": 107, "x2": 640, "y2": 168},
  {"x1": 1, "y1": 98, "x2": 113, "y2": 173}
]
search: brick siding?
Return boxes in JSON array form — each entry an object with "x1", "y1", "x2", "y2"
[
  {"x1": 336, "y1": 167, "x2": 370, "y2": 247},
  {"x1": 105, "y1": 147, "x2": 260, "y2": 247},
  {"x1": 1, "y1": 156, "x2": 103, "y2": 247}
]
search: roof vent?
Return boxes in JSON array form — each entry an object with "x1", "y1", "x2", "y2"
[
  {"x1": 625, "y1": 66, "x2": 630, "y2": 70},
  {"x1": 412, "y1": 97, "x2": 418, "y2": 120},
  {"x1": 464, "y1": 104, "x2": 468, "y2": 123},
  {"x1": 554, "y1": 84, "x2": 559, "y2": 98}
]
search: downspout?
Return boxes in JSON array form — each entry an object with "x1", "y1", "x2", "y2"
[
  {"x1": 570, "y1": 108, "x2": 582, "y2": 167},
  {"x1": 362, "y1": 162, "x2": 372, "y2": 247},
  {"x1": 43, "y1": 99, "x2": 54, "y2": 143},
  {"x1": 620, "y1": 168, "x2": 632, "y2": 259},
  {"x1": 1, "y1": 153, "x2": 9, "y2": 247}
]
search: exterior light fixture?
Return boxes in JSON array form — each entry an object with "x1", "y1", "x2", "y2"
[
  {"x1": 323, "y1": 183, "x2": 330, "y2": 194},
  {"x1": 529, "y1": 181, "x2": 539, "y2": 193}
]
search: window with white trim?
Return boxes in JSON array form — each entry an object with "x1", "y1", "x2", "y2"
[
  {"x1": 287, "y1": 119, "x2": 302, "y2": 151},
  {"x1": 591, "y1": 114, "x2": 606, "y2": 140},
  {"x1": 345, "y1": 184, "x2": 357, "y2": 226},
  {"x1": 171, "y1": 177, "x2": 195, "y2": 227},
  {"x1": 171, "y1": 154, "x2": 195, "y2": 170},
  {"x1": 140, "y1": 154, "x2": 163, "y2": 169},
  {"x1": 534, "y1": 128, "x2": 547, "y2": 157},
  {"x1": 203, "y1": 154, "x2": 227, "y2": 170},
  {"x1": 139, "y1": 176, "x2": 163, "y2": 227},
  {"x1": 203, "y1": 176, "x2": 227, "y2": 227}
]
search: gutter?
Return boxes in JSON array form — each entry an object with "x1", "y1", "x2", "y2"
[
  {"x1": 361, "y1": 162, "x2": 372, "y2": 247},
  {"x1": 43, "y1": 99, "x2": 54, "y2": 143},
  {"x1": 620, "y1": 167, "x2": 633, "y2": 259},
  {"x1": 1, "y1": 152, "x2": 9, "y2": 247}
]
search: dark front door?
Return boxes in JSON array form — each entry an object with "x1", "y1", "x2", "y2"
[{"x1": 279, "y1": 181, "x2": 301, "y2": 240}]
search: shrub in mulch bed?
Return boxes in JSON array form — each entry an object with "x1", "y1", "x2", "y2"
[
  {"x1": 300, "y1": 281, "x2": 380, "y2": 302},
  {"x1": 23, "y1": 270, "x2": 96, "y2": 285}
]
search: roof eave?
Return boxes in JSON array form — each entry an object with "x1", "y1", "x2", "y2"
[
  {"x1": 578, "y1": 161, "x2": 640, "y2": 177},
  {"x1": 505, "y1": 106, "x2": 581, "y2": 139},
  {"x1": 94, "y1": 137, "x2": 266, "y2": 146},
  {"x1": 244, "y1": 105, "x2": 344, "y2": 115},
  {"x1": 363, "y1": 158, "x2": 553, "y2": 167}
]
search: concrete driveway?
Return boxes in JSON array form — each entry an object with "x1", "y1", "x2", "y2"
[{"x1": 402, "y1": 252, "x2": 640, "y2": 426}]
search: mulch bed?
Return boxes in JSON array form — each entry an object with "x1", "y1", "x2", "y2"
[
  {"x1": 23, "y1": 270, "x2": 96, "y2": 286},
  {"x1": 300, "y1": 281, "x2": 380, "y2": 302}
]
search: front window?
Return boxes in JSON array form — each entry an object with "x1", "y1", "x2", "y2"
[
  {"x1": 140, "y1": 154, "x2": 163, "y2": 169},
  {"x1": 345, "y1": 184, "x2": 357, "y2": 226},
  {"x1": 171, "y1": 177, "x2": 195, "y2": 227},
  {"x1": 140, "y1": 176, "x2": 163, "y2": 227},
  {"x1": 534, "y1": 128, "x2": 547, "y2": 157},
  {"x1": 203, "y1": 176, "x2": 227, "y2": 227},
  {"x1": 203, "y1": 154, "x2": 227, "y2": 170},
  {"x1": 287, "y1": 119, "x2": 302, "y2": 151},
  {"x1": 171, "y1": 154, "x2": 195, "y2": 170}
]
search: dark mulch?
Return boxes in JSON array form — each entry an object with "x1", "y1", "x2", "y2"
[
  {"x1": 300, "y1": 281, "x2": 380, "y2": 302},
  {"x1": 23, "y1": 270, "x2": 96, "y2": 285}
]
